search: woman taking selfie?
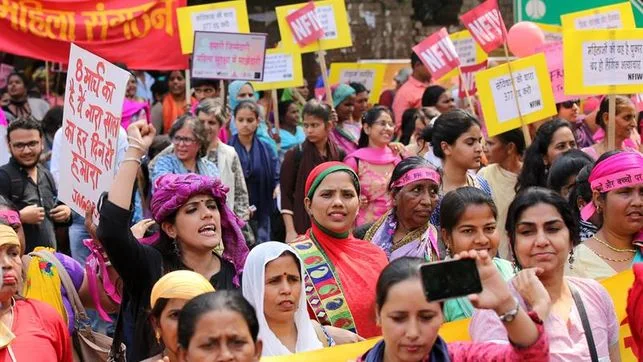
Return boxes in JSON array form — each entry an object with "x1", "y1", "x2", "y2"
[
  {"x1": 471, "y1": 187, "x2": 620, "y2": 361},
  {"x1": 289, "y1": 162, "x2": 388, "y2": 338},
  {"x1": 356, "y1": 252, "x2": 549, "y2": 362}
]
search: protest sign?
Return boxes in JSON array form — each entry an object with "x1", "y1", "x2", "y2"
[
  {"x1": 328, "y1": 63, "x2": 387, "y2": 104},
  {"x1": 534, "y1": 23, "x2": 563, "y2": 42},
  {"x1": 286, "y1": 1, "x2": 325, "y2": 47},
  {"x1": 460, "y1": 0, "x2": 507, "y2": 54},
  {"x1": 177, "y1": 1, "x2": 250, "y2": 54},
  {"x1": 0, "y1": 64, "x2": 14, "y2": 89},
  {"x1": 536, "y1": 42, "x2": 578, "y2": 103},
  {"x1": 436, "y1": 30, "x2": 488, "y2": 82},
  {"x1": 563, "y1": 29, "x2": 643, "y2": 95},
  {"x1": 459, "y1": 61, "x2": 488, "y2": 98},
  {"x1": 413, "y1": 28, "x2": 461, "y2": 81},
  {"x1": 251, "y1": 49, "x2": 304, "y2": 91},
  {"x1": 191, "y1": 31, "x2": 267, "y2": 81},
  {"x1": 58, "y1": 44, "x2": 129, "y2": 217},
  {"x1": 276, "y1": 0, "x2": 352, "y2": 53},
  {"x1": 561, "y1": 2, "x2": 636, "y2": 30},
  {"x1": 476, "y1": 53, "x2": 556, "y2": 137}
]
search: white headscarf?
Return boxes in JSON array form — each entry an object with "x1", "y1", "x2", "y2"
[{"x1": 242, "y1": 242, "x2": 324, "y2": 356}]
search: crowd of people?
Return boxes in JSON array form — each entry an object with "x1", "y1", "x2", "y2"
[{"x1": 0, "y1": 49, "x2": 642, "y2": 362}]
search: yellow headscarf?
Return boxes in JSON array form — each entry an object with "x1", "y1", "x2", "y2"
[
  {"x1": 150, "y1": 270, "x2": 215, "y2": 309},
  {"x1": 0, "y1": 225, "x2": 20, "y2": 248},
  {"x1": 22, "y1": 247, "x2": 66, "y2": 323}
]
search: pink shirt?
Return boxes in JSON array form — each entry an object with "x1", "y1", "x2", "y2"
[
  {"x1": 470, "y1": 277, "x2": 618, "y2": 362},
  {"x1": 391, "y1": 76, "x2": 430, "y2": 129}
]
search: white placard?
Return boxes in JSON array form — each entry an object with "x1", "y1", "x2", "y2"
[
  {"x1": 453, "y1": 37, "x2": 477, "y2": 66},
  {"x1": 58, "y1": 44, "x2": 129, "y2": 217},
  {"x1": 262, "y1": 53, "x2": 295, "y2": 83},
  {"x1": 339, "y1": 69, "x2": 377, "y2": 93},
  {"x1": 192, "y1": 31, "x2": 267, "y2": 81},
  {"x1": 583, "y1": 40, "x2": 643, "y2": 86},
  {"x1": 287, "y1": 5, "x2": 338, "y2": 40},
  {"x1": 574, "y1": 11, "x2": 624, "y2": 30},
  {"x1": 191, "y1": 8, "x2": 240, "y2": 32},
  {"x1": 490, "y1": 67, "x2": 544, "y2": 123}
]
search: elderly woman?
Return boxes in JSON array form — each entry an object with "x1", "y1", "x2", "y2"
[
  {"x1": 2, "y1": 72, "x2": 50, "y2": 121},
  {"x1": 567, "y1": 150, "x2": 643, "y2": 280},
  {"x1": 329, "y1": 84, "x2": 359, "y2": 154},
  {"x1": 360, "y1": 157, "x2": 441, "y2": 261},
  {"x1": 151, "y1": 115, "x2": 219, "y2": 189},
  {"x1": 97, "y1": 120, "x2": 249, "y2": 361},
  {"x1": 288, "y1": 161, "x2": 389, "y2": 338}
]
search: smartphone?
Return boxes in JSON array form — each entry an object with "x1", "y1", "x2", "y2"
[{"x1": 419, "y1": 258, "x2": 482, "y2": 302}]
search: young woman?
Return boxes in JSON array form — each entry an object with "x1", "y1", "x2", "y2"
[
  {"x1": 242, "y1": 242, "x2": 330, "y2": 356},
  {"x1": 230, "y1": 101, "x2": 279, "y2": 243},
  {"x1": 515, "y1": 119, "x2": 577, "y2": 193},
  {"x1": 400, "y1": 108, "x2": 431, "y2": 148},
  {"x1": 177, "y1": 291, "x2": 262, "y2": 362},
  {"x1": 557, "y1": 99, "x2": 594, "y2": 148},
  {"x1": 479, "y1": 128, "x2": 525, "y2": 260},
  {"x1": 568, "y1": 150, "x2": 643, "y2": 280},
  {"x1": 421, "y1": 85, "x2": 456, "y2": 114},
  {"x1": 361, "y1": 157, "x2": 441, "y2": 261},
  {"x1": 345, "y1": 106, "x2": 402, "y2": 226},
  {"x1": 158, "y1": 70, "x2": 189, "y2": 134},
  {"x1": 289, "y1": 162, "x2": 389, "y2": 338},
  {"x1": 1, "y1": 72, "x2": 50, "y2": 121},
  {"x1": 568, "y1": 164, "x2": 601, "y2": 241},
  {"x1": 471, "y1": 187, "x2": 620, "y2": 361},
  {"x1": 546, "y1": 149, "x2": 594, "y2": 200},
  {"x1": 96, "y1": 120, "x2": 249, "y2": 361},
  {"x1": 582, "y1": 95, "x2": 638, "y2": 160},
  {"x1": 276, "y1": 99, "x2": 305, "y2": 159},
  {"x1": 440, "y1": 187, "x2": 515, "y2": 322},
  {"x1": 122, "y1": 72, "x2": 150, "y2": 129},
  {"x1": 329, "y1": 84, "x2": 359, "y2": 154},
  {"x1": 151, "y1": 115, "x2": 219, "y2": 189},
  {"x1": 350, "y1": 82, "x2": 369, "y2": 122},
  {"x1": 357, "y1": 253, "x2": 549, "y2": 362},
  {"x1": 143, "y1": 270, "x2": 215, "y2": 362},
  {"x1": 227, "y1": 81, "x2": 278, "y2": 152}
]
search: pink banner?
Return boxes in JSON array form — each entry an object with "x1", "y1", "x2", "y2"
[
  {"x1": 286, "y1": 1, "x2": 324, "y2": 47},
  {"x1": 459, "y1": 0, "x2": 506, "y2": 54},
  {"x1": 458, "y1": 60, "x2": 487, "y2": 98},
  {"x1": 536, "y1": 42, "x2": 579, "y2": 104},
  {"x1": 413, "y1": 27, "x2": 460, "y2": 81}
]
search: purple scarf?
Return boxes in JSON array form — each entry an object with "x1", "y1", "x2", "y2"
[{"x1": 121, "y1": 99, "x2": 150, "y2": 129}]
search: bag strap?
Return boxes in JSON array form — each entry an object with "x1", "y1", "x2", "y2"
[{"x1": 570, "y1": 284, "x2": 599, "y2": 362}]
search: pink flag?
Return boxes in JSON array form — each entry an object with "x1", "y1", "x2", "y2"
[
  {"x1": 458, "y1": 60, "x2": 488, "y2": 98},
  {"x1": 460, "y1": 0, "x2": 507, "y2": 54},
  {"x1": 412, "y1": 28, "x2": 461, "y2": 80},
  {"x1": 286, "y1": 2, "x2": 324, "y2": 47}
]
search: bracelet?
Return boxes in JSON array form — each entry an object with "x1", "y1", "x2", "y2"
[
  {"x1": 121, "y1": 157, "x2": 142, "y2": 165},
  {"x1": 127, "y1": 144, "x2": 147, "y2": 153}
]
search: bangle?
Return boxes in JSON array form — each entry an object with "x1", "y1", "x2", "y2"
[
  {"x1": 127, "y1": 144, "x2": 147, "y2": 153},
  {"x1": 121, "y1": 157, "x2": 142, "y2": 165}
]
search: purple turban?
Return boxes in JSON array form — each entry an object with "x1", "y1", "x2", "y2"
[{"x1": 151, "y1": 173, "x2": 249, "y2": 285}]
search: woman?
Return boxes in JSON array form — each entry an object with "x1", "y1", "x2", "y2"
[
  {"x1": 400, "y1": 108, "x2": 430, "y2": 147},
  {"x1": 97, "y1": 120, "x2": 249, "y2": 361},
  {"x1": 157, "y1": 70, "x2": 190, "y2": 134},
  {"x1": 2, "y1": 72, "x2": 50, "y2": 121},
  {"x1": 568, "y1": 165, "x2": 601, "y2": 241},
  {"x1": 440, "y1": 187, "x2": 515, "y2": 322},
  {"x1": 557, "y1": 99, "x2": 594, "y2": 149},
  {"x1": 345, "y1": 106, "x2": 402, "y2": 226},
  {"x1": 277, "y1": 99, "x2": 305, "y2": 158},
  {"x1": 515, "y1": 119, "x2": 577, "y2": 193},
  {"x1": 361, "y1": 157, "x2": 441, "y2": 261},
  {"x1": 350, "y1": 82, "x2": 369, "y2": 122},
  {"x1": 421, "y1": 85, "x2": 456, "y2": 114},
  {"x1": 150, "y1": 115, "x2": 219, "y2": 188},
  {"x1": 0, "y1": 222, "x2": 72, "y2": 361},
  {"x1": 122, "y1": 73, "x2": 150, "y2": 130},
  {"x1": 479, "y1": 128, "x2": 525, "y2": 260},
  {"x1": 143, "y1": 270, "x2": 215, "y2": 362},
  {"x1": 471, "y1": 187, "x2": 620, "y2": 361},
  {"x1": 289, "y1": 161, "x2": 389, "y2": 338},
  {"x1": 567, "y1": 150, "x2": 643, "y2": 280},
  {"x1": 227, "y1": 81, "x2": 278, "y2": 151},
  {"x1": 582, "y1": 95, "x2": 638, "y2": 160},
  {"x1": 357, "y1": 252, "x2": 549, "y2": 362},
  {"x1": 242, "y1": 242, "x2": 330, "y2": 356},
  {"x1": 329, "y1": 84, "x2": 359, "y2": 154},
  {"x1": 177, "y1": 290, "x2": 262, "y2": 362},
  {"x1": 230, "y1": 101, "x2": 279, "y2": 243},
  {"x1": 546, "y1": 149, "x2": 594, "y2": 200}
]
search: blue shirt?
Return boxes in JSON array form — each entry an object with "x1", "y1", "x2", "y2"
[{"x1": 150, "y1": 154, "x2": 220, "y2": 193}]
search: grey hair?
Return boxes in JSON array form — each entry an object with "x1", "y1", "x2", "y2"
[{"x1": 195, "y1": 98, "x2": 229, "y2": 126}]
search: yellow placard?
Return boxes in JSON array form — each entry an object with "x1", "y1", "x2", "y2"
[
  {"x1": 437, "y1": 30, "x2": 489, "y2": 82},
  {"x1": 176, "y1": 1, "x2": 250, "y2": 54},
  {"x1": 563, "y1": 29, "x2": 643, "y2": 95},
  {"x1": 250, "y1": 49, "x2": 304, "y2": 91},
  {"x1": 328, "y1": 63, "x2": 387, "y2": 104},
  {"x1": 534, "y1": 23, "x2": 562, "y2": 43},
  {"x1": 475, "y1": 53, "x2": 556, "y2": 137},
  {"x1": 276, "y1": 0, "x2": 352, "y2": 53},
  {"x1": 560, "y1": 2, "x2": 635, "y2": 30}
]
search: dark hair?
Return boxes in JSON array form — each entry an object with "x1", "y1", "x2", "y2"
[
  {"x1": 233, "y1": 100, "x2": 260, "y2": 120},
  {"x1": 595, "y1": 95, "x2": 633, "y2": 130},
  {"x1": 358, "y1": 106, "x2": 393, "y2": 148},
  {"x1": 440, "y1": 187, "x2": 497, "y2": 234},
  {"x1": 375, "y1": 257, "x2": 425, "y2": 312},
  {"x1": 6, "y1": 72, "x2": 28, "y2": 88},
  {"x1": 150, "y1": 298, "x2": 170, "y2": 321},
  {"x1": 0, "y1": 195, "x2": 17, "y2": 212},
  {"x1": 506, "y1": 187, "x2": 580, "y2": 269},
  {"x1": 302, "y1": 99, "x2": 331, "y2": 122},
  {"x1": 494, "y1": 128, "x2": 526, "y2": 156},
  {"x1": 427, "y1": 109, "x2": 480, "y2": 159},
  {"x1": 400, "y1": 108, "x2": 421, "y2": 145},
  {"x1": 151, "y1": 80, "x2": 169, "y2": 102},
  {"x1": 546, "y1": 149, "x2": 593, "y2": 195},
  {"x1": 410, "y1": 52, "x2": 422, "y2": 68},
  {"x1": 276, "y1": 250, "x2": 302, "y2": 276},
  {"x1": 349, "y1": 82, "x2": 367, "y2": 95},
  {"x1": 515, "y1": 119, "x2": 573, "y2": 193},
  {"x1": 41, "y1": 106, "x2": 64, "y2": 137},
  {"x1": 388, "y1": 156, "x2": 432, "y2": 191},
  {"x1": 168, "y1": 115, "x2": 209, "y2": 158},
  {"x1": 178, "y1": 290, "x2": 259, "y2": 349},
  {"x1": 168, "y1": 70, "x2": 186, "y2": 80},
  {"x1": 7, "y1": 117, "x2": 43, "y2": 142},
  {"x1": 192, "y1": 78, "x2": 219, "y2": 90},
  {"x1": 421, "y1": 85, "x2": 447, "y2": 107},
  {"x1": 278, "y1": 100, "x2": 296, "y2": 123}
]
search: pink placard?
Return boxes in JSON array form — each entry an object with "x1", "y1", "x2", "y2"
[
  {"x1": 460, "y1": 0, "x2": 507, "y2": 54},
  {"x1": 413, "y1": 27, "x2": 461, "y2": 81},
  {"x1": 459, "y1": 60, "x2": 488, "y2": 98},
  {"x1": 286, "y1": 1, "x2": 324, "y2": 47},
  {"x1": 536, "y1": 42, "x2": 579, "y2": 104}
]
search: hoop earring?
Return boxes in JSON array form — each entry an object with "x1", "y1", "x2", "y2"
[{"x1": 568, "y1": 249, "x2": 575, "y2": 269}]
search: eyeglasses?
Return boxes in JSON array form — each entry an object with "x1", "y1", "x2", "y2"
[
  {"x1": 172, "y1": 136, "x2": 197, "y2": 145},
  {"x1": 561, "y1": 100, "x2": 580, "y2": 109},
  {"x1": 373, "y1": 121, "x2": 395, "y2": 128},
  {"x1": 11, "y1": 140, "x2": 40, "y2": 151}
]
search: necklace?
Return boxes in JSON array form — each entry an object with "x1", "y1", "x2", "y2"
[
  {"x1": 592, "y1": 236, "x2": 636, "y2": 253},
  {"x1": 590, "y1": 247, "x2": 635, "y2": 263}
]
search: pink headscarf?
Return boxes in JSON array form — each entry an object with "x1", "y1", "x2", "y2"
[
  {"x1": 150, "y1": 173, "x2": 249, "y2": 285},
  {"x1": 581, "y1": 151, "x2": 643, "y2": 220}
]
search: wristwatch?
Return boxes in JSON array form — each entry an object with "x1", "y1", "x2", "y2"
[{"x1": 497, "y1": 298, "x2": 520, "y2": 323}]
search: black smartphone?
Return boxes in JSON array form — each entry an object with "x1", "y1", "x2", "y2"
[{"x1": 419, "y1": 258, "x2": 483, "y2": 302}]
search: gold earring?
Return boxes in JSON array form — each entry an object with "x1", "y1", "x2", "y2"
[{"x1": 155, "y1": 330, "x2": 161, "y2": 343}]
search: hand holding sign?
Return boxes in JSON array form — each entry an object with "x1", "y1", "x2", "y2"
[{"x1": 286, "y1": 2, "x2": 324, "y2": 47}]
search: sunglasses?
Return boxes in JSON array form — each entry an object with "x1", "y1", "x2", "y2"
[{"x1": 560, "y1": 100, "x2": 580, "y2": 109}]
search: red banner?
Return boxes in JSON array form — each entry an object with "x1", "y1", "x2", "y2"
[
  {"x1": 413, "y1": 27, "x2": 460, "y2": 81},
  {"x1": 459, "y1": 0, "x2": 506, "y2": 54},
  {"x1": 286, "y1": 1, "x2": 324, "y2": 47},
  {"x1": 458, "y1": 60, "x2": 487, "y2": 98},
  {"x1": 0, "y1": 0, "x2": 187, "y2": 70}
]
